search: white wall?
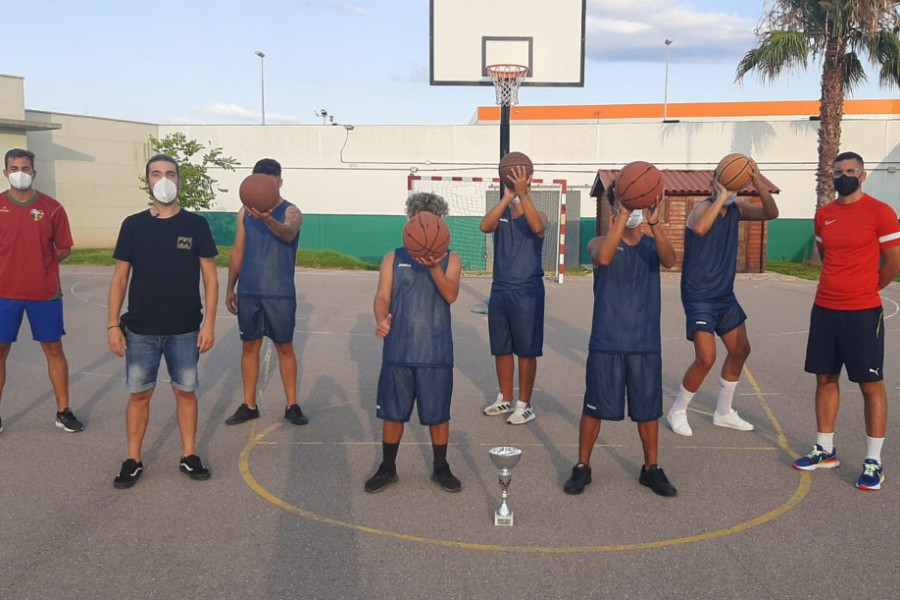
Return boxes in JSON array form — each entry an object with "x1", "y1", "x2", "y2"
[{"x1": 12, "y1": 111, "x2": 900, "y2": 247}]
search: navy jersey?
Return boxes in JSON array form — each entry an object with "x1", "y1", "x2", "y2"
[
  {"x1": 382, "y1": 247, "x2": 454, "y2": 367},
  {"x1": 589, "y1": 235, "x2": 661, "y2": 354},
  {"x1": 681, "y1": 199, "x2": 740, "y2": 304},
  {"x1": 238, "y1": 200, "x2": 299, "y2": 299},
  {"x1": 491, "y1": 207, "x2": 544, "y2": 290}
]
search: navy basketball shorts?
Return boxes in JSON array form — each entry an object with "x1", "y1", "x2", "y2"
[
  {"x1": 488, "y1": 287, "x2": 545, "y2": 357},
  {"x1": 237, "y1": 296, "x2": 297, "y2": 344},
  {"x1": 583, "y1": 351, "x2": 663, "y2": 422},
  {"x1": 376, "y1": 365, "x2": 453, "y2": 425},
  {"x1": 805, "y1": 304, "x2": 884, "y2": 383},
  {"x1": 684, "y1": 298, "x2": 747, "y2": 341}
]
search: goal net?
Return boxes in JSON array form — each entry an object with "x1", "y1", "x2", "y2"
[{"x1": 408, "y1": 175, "x2": 566, "y2": 283}]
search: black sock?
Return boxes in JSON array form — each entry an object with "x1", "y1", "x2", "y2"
[
  {"x1": 382, "y1": 442, "x2": 399, "y2": 470},
  {"x1": 432, "y1": 444, "x2": 448, "y2": 470}
]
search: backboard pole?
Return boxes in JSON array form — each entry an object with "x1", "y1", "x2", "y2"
[{"x1": 499, "y1": 104, "x2": 511, "y2": 195}]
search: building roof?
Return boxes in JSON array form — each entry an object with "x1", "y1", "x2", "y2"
[{"x1": 591, "y1": 169, "x2": 780, "y2": 199}]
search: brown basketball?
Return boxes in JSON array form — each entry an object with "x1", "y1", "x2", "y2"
[
  {"x1": 715, "y1": 153, "x2": 753, "y2": 191},
  {"x1": 498, "y1": 151, "x2": 534, "y2": 186},
  {"x1": 239, "y1": 173, "x2": 280, "y2": 212},
  {"x1": 402, "y1": 211, "x2": 451, "y2": 259},
  {"x1": 614, "y1": 161, "x2": 664, "y2": 209}
]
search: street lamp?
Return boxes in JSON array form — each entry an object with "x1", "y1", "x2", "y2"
[
  {"x1": 663, "y1": 38, "x2": 673, "y2": 122},
  {"x1": 255, "y1": 50, "x2": 266, "y2": 125}
]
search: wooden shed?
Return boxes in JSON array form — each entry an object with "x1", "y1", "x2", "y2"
[{"x1": 589, "y1": 170, "x2": 780, "y2": 273}]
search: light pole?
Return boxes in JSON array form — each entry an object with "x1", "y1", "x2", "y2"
[
  {"x1": 255, "y1": 50, "x2": 266, "y2": 125},
  {"x1": 663, "y1": 38, "x2": 673, "y2": 122}
]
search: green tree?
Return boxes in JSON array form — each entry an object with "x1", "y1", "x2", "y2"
[
  {"x1": 736, "y1": 0, "x2": 900, "y2": 208},
  {"x1": 141, "y1": 132, "x2": 240, "y2": 210}
]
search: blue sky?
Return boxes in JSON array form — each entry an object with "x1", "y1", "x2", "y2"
[{"x1": 6, "y1": 0, "x2": 899, "y2": 126}]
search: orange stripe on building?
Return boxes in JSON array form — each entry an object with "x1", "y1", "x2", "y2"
[{"x1": 476, "y1": 99, "x2": 900, "y2": 122}]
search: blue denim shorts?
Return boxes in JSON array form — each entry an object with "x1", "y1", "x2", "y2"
[
  {"x1": 0, "y1": 297, "x2": 66, "y2": 343},
  {"x1": 124, "y1": 327, "x2": 200, "y2": 393}
]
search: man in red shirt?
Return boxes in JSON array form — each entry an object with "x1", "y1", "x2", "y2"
[
  {"x1": 0, "y1": 148, "x2": 83, "y2": 433},
  {"x1": 794, "y1": 151, "x2": 900, "y2": 490}
]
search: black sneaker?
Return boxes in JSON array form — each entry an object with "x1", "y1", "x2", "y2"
[
  {"x1": 114, "y1": 458, "x2": 143, "y2": 489},
  {"x1": 639, "y1": 464, "x2": 677, "y2": 497},
  {"x1": 431, "y1": 463, "x2": 462, "y2": 492},
  {"x1": 364, "y1": 463, "x2": 398, "y2": 493},
  {"x1": 225, "y1": 403, "x2": 259, "y2": 425},
  {"x1": 179, "y1": 454, "x2": 211, "y2": 480},
  {"x1": 563, "y1": 463, "x2": 592, "y2": 495},
  {"x1": 284, "y1": 403, "x2": 309, "y2": 426},
  {"x1": 55, "y1": 408, "x2": 84, "y2": 432}
]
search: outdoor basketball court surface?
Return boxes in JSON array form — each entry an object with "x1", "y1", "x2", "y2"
[{"x1": 2, "y1": 265, "x2": 899, "y2": 600}]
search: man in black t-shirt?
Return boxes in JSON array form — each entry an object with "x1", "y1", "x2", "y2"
[{"x1": 106, "y1": 154, "x2": 219, "y2": 489}]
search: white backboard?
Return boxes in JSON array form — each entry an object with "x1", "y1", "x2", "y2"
[{"x1": 430, "y1": 0, "x2": 586, "y2": 87}]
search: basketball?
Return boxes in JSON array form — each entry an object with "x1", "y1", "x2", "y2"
[
  {"x1": 239, "y1": 173, "x2": 280, "y2": 212},
  {"x1": 614, "y1": 161, "x2": 664, "y2": 210},
  {"x1": 499, "y1": 151, "x2": 534, "y2": 186},
  {"x1": 715, "y1": 153, "x2": 753, "y2": 191},
  {"x1": 402, "y1": 211, "x2": 451, "y2": 259}
]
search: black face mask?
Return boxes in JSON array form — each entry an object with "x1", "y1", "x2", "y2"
[{"x1": 834, "y1": 175, "x2": 860, "y2": 196}]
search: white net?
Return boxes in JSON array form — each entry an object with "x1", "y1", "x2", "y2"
[
  {"x1": 485, "y1": 64, "x2": 529, "y2": 106},
  {"x1": 409, "y1": 175, "x2": 564, "y2": 282}
]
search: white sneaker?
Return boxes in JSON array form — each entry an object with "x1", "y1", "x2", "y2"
[
  {"x1": 713, "y1": 409, "x2": 754, "y2": 431},
  {"x1": 667, "y1": 409, "x2": 693, "y2": 437},
  {"x1": 506, "y1": 401, "x2": 535, "y2": 425},
  {"x1": 483, "y1": 393, "x2": 514, "y2": 416}
]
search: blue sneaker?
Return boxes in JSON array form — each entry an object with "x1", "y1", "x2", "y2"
[
  {"x1": 792, "y1": 444, "x2": 840, "y2": 471},
  {"x1": 856, "y1": 459, "x2": 884, "y2": 491}
]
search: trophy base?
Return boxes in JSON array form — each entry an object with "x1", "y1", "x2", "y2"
[{"x1": 494, "y1": 511, "x2": 514, "y2": 527}]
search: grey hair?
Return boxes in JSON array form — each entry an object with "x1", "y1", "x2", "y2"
[{"x1": 406, "y1": 192, "x2": 449, "y2": 218}]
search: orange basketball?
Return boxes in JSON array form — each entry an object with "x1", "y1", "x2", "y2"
[
  {"x1": 715, "y1": 153, "x2": 753, "y2": 191},
  {"x1": 614, "y1": 161, "x2": 664, "y2": 209},
  {"x1": 402, "y1": 211, "x2": 451, "y2": 259},
  {"x1": 498, "y1": 151, "x2": 534, "y2": 185},
  {"x1": 239, "y1": 173, "x2": 280, "y2": 212}
]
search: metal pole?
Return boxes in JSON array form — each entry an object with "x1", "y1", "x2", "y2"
[
  {"x1": 499, "y1": 104, "x2": 511, "y2": 195},
  {"x1": 663, "y1": 39, "x2": 673, "y2": 121},
  {"x1": 255, "y1": 51, "x2": 266, "y2": 125}
]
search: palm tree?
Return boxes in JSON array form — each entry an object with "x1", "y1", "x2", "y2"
[{"x1": 736, "y1": 0, "x2": 900, "y2": 208}]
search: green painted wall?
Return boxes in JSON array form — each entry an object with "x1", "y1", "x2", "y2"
[
  {"x1": 202, "y1": 212, "x2": 489, "y2": 270},
  {"x1": 202, "y1": 212, "x2": 817, "y2": 269},
  {"x1": 767, "y1": 219, "x2": 815, "y2": 262}
]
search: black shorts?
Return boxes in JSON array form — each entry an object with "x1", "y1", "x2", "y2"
[
  {"x1": 804, "y1": 304, "x2": 884, "y2": 383},
  {"x1": 583, "y1": 351, "x2": 663, "y2": 422}
]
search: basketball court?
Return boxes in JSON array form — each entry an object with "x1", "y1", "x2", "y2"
[{"x1": 1, "y1": 265, "x2": 899, "y2": 599}]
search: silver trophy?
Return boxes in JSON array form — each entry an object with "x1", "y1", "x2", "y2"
[{"x1": 489, "y1": 446, "x2": 523, "y2": 526}]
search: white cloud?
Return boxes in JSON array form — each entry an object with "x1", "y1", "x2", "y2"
[
  {"x1": 205, "y1": 103, "x2": 302, "y2": 124},
  {"x1": 391, "y1": 62, "x2": 429, "y2": 83},
  {"x1": 585, "y1": 0, "x2": 757, "y2": 62},
  {"x1": 304, "y1": 1, "x2": 367, "y2": 16}
]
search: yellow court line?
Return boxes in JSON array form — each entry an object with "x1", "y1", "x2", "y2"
[{"x1": 239, "y1": 365, "x2": 811, "y2": 553}]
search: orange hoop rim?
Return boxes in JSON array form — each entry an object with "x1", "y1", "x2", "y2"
[{"x1": 484, "y1": 64, "x2": 530, "y2": 78}]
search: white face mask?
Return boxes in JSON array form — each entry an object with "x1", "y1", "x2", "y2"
[
  {"x1": 8, "y1": 171, "x2": 33, "y2": 190},
  {"x1": 724, "y1": 192, "x2": 737, "y2": 206},
  {"x1": 152, "y1": 177, "x2": 178, "y2": 204},
  {"x1": 625, "y1": 211, "x2": 644, "y2": 229}
]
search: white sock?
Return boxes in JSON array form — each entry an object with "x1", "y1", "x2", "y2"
[
  {"x1": 671, "y1": 384, "x2": 695, "y2": 413},
  {"x1": 816, "y1": 432, "x2": 835, "y2": 454},
  {"x1": 715, "y1": 377, "x2": 739, "y2": 415},
  {"x1": 866, "y1": 436, "x2": 885, "y2": 463}
]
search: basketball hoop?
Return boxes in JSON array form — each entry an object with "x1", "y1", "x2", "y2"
[{"x1": 485, "y1": 64, "x2": 529, "y2": 106}]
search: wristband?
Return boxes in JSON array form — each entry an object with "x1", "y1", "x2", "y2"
[
  {"x1": 107, "y1": 324, "x2": 120, "y2": 330},
  {"x1": 647, "y1": 221, "x2": 660, "y2": 227}
]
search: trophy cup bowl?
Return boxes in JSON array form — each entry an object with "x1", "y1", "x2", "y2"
[{"x1": 489, "y1": 446, "x2": 523, "y2": 526}]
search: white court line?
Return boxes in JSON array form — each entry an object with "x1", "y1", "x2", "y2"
[{"x1": 69, "y1": 278, "x2": 108, "y2": 308}]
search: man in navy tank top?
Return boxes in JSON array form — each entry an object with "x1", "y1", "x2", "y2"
[
  {"x1": 667, "y1": 158, "x2": 778, "y2": 437},
  {"x1": 563, "y1": 183, "x2": 677, "y2": 496},
  {"x1": 364, "y1": 193, "x2": 463, "y2": 493},
  {"x1": 480, "y1": 164, "x2": 548, "y2": 425},
  {"x1": 224, "y1": 159, "x2": 309, "y2": 427}
]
